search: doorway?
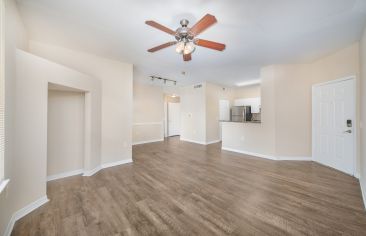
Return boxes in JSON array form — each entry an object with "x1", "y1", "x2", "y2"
[
  {"x1": 165, "y1": 94, "x2": 181, "y2": 137},
  {"x1": 312, "y1": 77, "x2": 356, "y2": 176},
  {"x1": 168, "y1": 102, "x2": 180, "y2": 136}
]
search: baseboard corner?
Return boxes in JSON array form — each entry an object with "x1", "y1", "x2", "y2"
[
  {"x1": 83, "y1": 165, "x2": 102, "y2": 177},
  {"x1": 4, "y1": 195, "x2": 49, "y2": 236},
  {"x1": 205, "y1": 139, "x2": 221, "y2": 145},
  {"x1": 47, "y1": 169, "x2": 84, "y2": 181},
  {"x1": 101, "y1": 158, "x2": 133, "y2": 169}
]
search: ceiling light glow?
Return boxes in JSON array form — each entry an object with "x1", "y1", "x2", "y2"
[{"x1": 236, "y1": 79, "x2": 261, "y2": 87}]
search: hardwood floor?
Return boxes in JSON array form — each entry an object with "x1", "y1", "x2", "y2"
[{"x1": 12, "y1": 137, "x2": 366, "y2": 235}]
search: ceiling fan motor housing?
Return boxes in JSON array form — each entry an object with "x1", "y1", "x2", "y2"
[{"x1": 175, "y1": 19, "x2": 194, "y2": 41}]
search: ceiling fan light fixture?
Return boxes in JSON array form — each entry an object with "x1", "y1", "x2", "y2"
[
  {"x1": 183, "y1": 42, "x2": 195, "y2": 55},
  {"x1": 175, "y1": 41, "x2": 185, "y2": 54}
]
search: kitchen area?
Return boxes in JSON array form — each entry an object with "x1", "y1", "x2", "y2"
[
  {"x1": 219, "y1": 83, "x2": 261, "y2": 124},
  {"x1": 219, "y1": 83, "x2": 269, "y2": 156}
]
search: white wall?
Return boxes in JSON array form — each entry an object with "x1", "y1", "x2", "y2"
[
  {"x1": 133, "y1": 82, "x2": 164, "y2": 144},
  {"x1": 206, "y1": 83, "x2": 220, "y2": 143},
  {"x1": 222, "y1": 67, "x2": 276, "y2": 156},
  {"x1": 360, "y1": 26, "x2": 366, "y2": 207},
  {"x1": 222, "y1": 43, "x2": 360, "y2": 161},
  {"x1": 13, "y1": 49, "x2": 101, "y2": 212},
  {"x1": 47, "y1": 90, "x2": 85, "y2": 177},
  {"x1": 0, "y1": 0, "x2": 28, "y2": 234},
  {"x1": 180, "y1": 84, "x2": 206, "y2": 144},
  {"x1": 28, "y1": 41, "x2": 133, "y2": 165},
  {"x1": 233, "y1": 84, "x2": 261, "y2": 99}
]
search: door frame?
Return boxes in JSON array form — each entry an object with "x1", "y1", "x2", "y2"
[{"x1": 312, "y1": 75, "x2": 357, "y2": 177}]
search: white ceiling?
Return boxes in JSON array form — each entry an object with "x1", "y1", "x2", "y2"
[{"x1": 16, "y1": 0, "x2": 366, "y2": 87}]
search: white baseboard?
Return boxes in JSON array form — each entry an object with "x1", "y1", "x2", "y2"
[
  {"x1": 361, "y1": 179, "x2": 366, "y2": 210},
  {"x1": 277, "y1": 156, "x2": 312, "y2": 161},
  {"x1": 47, "y1": 169, "x2": 84, "y2": 181},
  {"x1": 133, "y1": 139, "x2": 164, "y2": 145},
  {"x1": 180, "y1": 138, "x2": 206, "y2": 145},
  {"x1": 181, "y1": 138, "x2": 221, "y2": 145},
  {"x1": 222, "y1": 147, "x2": 277, "y2": 160},
  {"x1": 101, "y1": 158, "x2": 133, "y2": 168},
  {"x1": 83, "y1": 165, "x2": 102, "y2": 177},
  {"x1": 206, "y1": 139, "x2": 221, "y2": 145},
  {"x1": 221, "y1": 147, "x2": 312, "y2": 161},
  {"x1": 83, "y1": 158, "x2": 133, "y2": 177},
  {"x1": 4, "y1": 195, "x2": 49, "y2": 236},
  {"x1": 354, "y1": 172, "x2": 360, "y2": 179}
]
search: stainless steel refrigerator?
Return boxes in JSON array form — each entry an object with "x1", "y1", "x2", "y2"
[{"x1": 231, "y1": 106, "x2": 252, "y2": 122}]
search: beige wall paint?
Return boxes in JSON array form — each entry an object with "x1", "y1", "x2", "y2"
[
  {"x1": 28, "y1": 41, "x2": 133, "y2": 165},
  {"x1": 180, "y1": 83, "x2": 206, "y2": 143},
  {"x1": 133, "y1": 82, "x2": 164, "y2": 144},
  {"x1": 47, "y1": 90, "x2": 85, "y2": 176},
  {"x1": 223, "y1": 43, "x2": 360, "y2": 160},
  {"x1": 14, "y1": 49, "x2": 101, "y2": 212},
  {"x1": 360, "y1": 27, "x2": 366, "y2": 206},
  {"x1": 0, "y1": 0, "x2": 28, "y2": 234},
  {"x1": 232, "y1": 84, "x2": 261, "y2": 99},
  {"x1": 273, "y1": 64, "x2": 313, "y2": 157},
  {"x1": 222, "y1": 66, "x2": 276, "y2": 156},
  {"x1": 274, "y1": 43, "x2": 360, "y2": 158},
  {"x1": 206, "y1": 83, "x2": 220, "y2": 142}
]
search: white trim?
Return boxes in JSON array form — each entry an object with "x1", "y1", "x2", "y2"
[
  {"x1": 101, "y1": 158, "x2": 133, "y2": 168},
  {"x1": 360, "y1": 179, "x2": 366, "y2": 210},
  {"x1": 180, "y1": 138, "x2": 222, "y2": 145},
  {"x1": 222, "y1": 147, "x2": 312, "y2": 161},
  {"x1": 180, "y1": 138, "x2": 207, "y2": 145},
  {"x1": 206, "y1": 139, "x2": 221, "y2": 145},
  {"x1": 133, "y1": 139, "x2": 164, "y2": 145},
  {"x1": 0, "y1": 178, "x2": 9, "y2": 194},
  {"x1": 83, "y1": 158, "x2": 133, "y2": 177},
  {"x1": 133, "y1": 122, "x2": 163, "y2": 126},
  {"x1": 222, "y1": 147, "x2": 277, "y2": 160},
  {"x1": 354, "y1": 172, "x2": 360, "y2": 179},
  {"x1": 312, "y1": 75, "x2": 356, "y2": 87},
  {"x1": 47, "y1": 169, "x2": 83, "y2": 182},
  {"x1": 82, "y1": 165, "x2": 102, "y2": 177},
  {"x1": 312, "y1": 76, "x2": 358, "y2": 177},
  {"x1": 4, "y1": 195, "x2": 49, "y2": 236},
  {"x1": 277, "y1": 156, "x2": 312, "y2": 161}
]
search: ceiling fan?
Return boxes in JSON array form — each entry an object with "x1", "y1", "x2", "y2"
[{"x1": 145, "y1": 14, "x2": 226, "y2": 61}]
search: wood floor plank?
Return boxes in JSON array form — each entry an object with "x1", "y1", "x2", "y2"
[{"x1": 12, "y1": 137, "x2": 366, "y2": 235}]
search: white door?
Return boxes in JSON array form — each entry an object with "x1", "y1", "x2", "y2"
[
  {"x1": 312, "y1": 78, "x2": 356, "y2": 175},
  {"x1": 168, "y1": 102, "x2": 180, "y2": 136}
]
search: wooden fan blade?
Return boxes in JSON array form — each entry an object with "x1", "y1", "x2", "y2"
[
  {"x1": 148, "y1": 41, "x2": 177, "y2": 52},
  {"x1": 183, "y1": 53, "x2": 191, "y2": 61},
  {"x1": 145, "y1": 20, "x2": 176, "y2": 35},
  {"x1": 189, "y1": 14, "x2": 217, "y2": 36},
  {"x1": 194, "y1": 39, "x2": 226, "y2": 51}
]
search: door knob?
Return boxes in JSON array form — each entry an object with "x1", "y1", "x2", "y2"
[{"x1": 343, "y1": 130, "x2": 352, "y2": 133}]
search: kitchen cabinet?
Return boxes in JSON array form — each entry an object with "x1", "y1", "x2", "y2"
[{"x1": 234, "y1": 97, "x2": 261, "y2": 113}]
